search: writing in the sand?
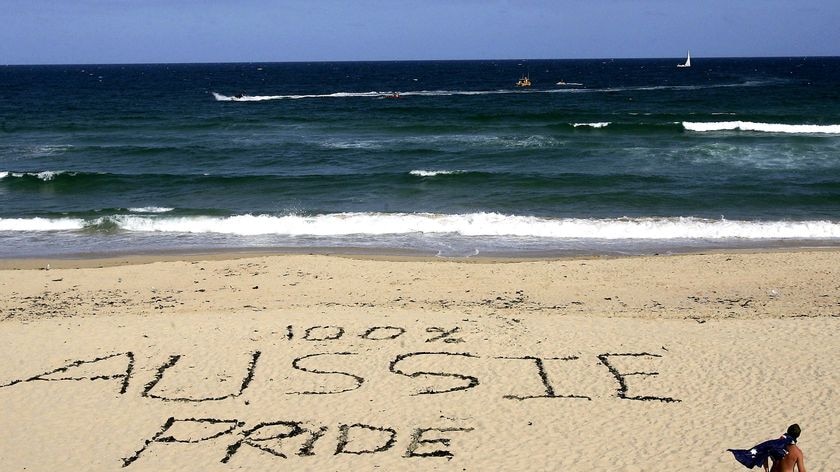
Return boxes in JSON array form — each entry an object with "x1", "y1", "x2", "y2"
[
  {"x1": 0, "y1": 341, "x2": 679, "y2": 404},
  {"x1": 0, "y1": 323, "x2": 680, "y2": 467},
  {"x1": 121, "y1": 418, "x2": 474, "y2": 467},
  {"x1": 281, "y1": 324, "x2": 466, "y2": 343}
]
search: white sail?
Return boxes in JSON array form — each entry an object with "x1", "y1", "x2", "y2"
[{"x1": 678, "y1": 51, "x2": 691, "y2": 68}]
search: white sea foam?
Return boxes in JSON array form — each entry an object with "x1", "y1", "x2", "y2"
[
  {"x1": 128, "y1": 207, "x2": 174, "y2": 213},
  {"x1": 410, "y1": 134, "x2": 557, "y2": 148},
  {"x1": 30, "y1": 145, "x2": 73, "y2": 156},
  {"x1": 5, "y1": 213, "x2": 839, "y2": 240},
  {"x1": 320, "y1": 140, "x2": 383, "y2": 150},
  {"x1": 409, "y1": 170, "x2": 464, "y2": 177},
  {"x1": 0, "y1": 171, "x2": 68, "y2": 181},
  {"x1": 572, "y1": 122, "x2": 610, "y2": 128},
  {"x1": 111, "y1": 214, "x2": 840, "y2": 239},
  {"x1": 508, "y1": 135, "x2": 558, "y2": 147},
  {"x1": 683, "y1": 142, "x2": 840, "y2": 170},
  {"x1": 320, "y1": 134, "x2": 557, "y2": 150},
  {"x1": 35, "y1": 171, "x2": 63, "y2": 181},
  {"x1": 0, "y1": 217, "x2": 85, "y2": 231},
  {"x1": 449, "y1": 134, "x2": 557, "y2": 148},
  {"x1": 683, "y1": 121, "x2": 840, "y2": 134}
]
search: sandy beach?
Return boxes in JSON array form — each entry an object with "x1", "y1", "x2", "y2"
[{"x1": 1, "y1": 249, "x2": 837, "y2": 471}]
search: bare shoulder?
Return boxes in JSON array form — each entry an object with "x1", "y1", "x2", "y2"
[{"x1": 789, "y1": 444, "x2": 804, "y2": 458}]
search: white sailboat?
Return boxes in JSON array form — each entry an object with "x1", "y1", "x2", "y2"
[{"x1": 677, "y1": 50, "x2": 691, "y2": 68}]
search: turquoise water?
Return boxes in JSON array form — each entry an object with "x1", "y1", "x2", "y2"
[{"x1": 1, "y1": 58, "x2": 839, "y2": 257}]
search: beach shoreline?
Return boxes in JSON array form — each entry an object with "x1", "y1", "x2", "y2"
[{"x1": 2, "y1": 241, "x2": 839, "y2": 270}]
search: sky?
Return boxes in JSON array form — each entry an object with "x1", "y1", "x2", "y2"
[{"x1": 2, "y1": 0, "x2": 839, "y2": 64}]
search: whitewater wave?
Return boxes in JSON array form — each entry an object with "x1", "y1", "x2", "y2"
[
  {"x1": 572, "y1": 122, "x2": 610, "y2": 128},
  {"x1": 409, "y1": 170, "x2": 465, "y2": 177},
  {"x1": 128, "y1": 207, "x2": 174, "y2": 213},
  {"x1": 0, "y1": 170, "x2": 70, "y2": 181},
  {"x1": 683, "y1": 121, "x2": 840, "y2": 134},
  {"x1": 2, "y1": 213, "x2": 840, "y2": 240},
  {"x1": 0, "y1": 217, "x2": 85, "y2": 231}
]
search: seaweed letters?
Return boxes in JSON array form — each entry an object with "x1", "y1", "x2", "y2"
[
  {"x1": 123, "y1": 418, "x2": 472, "y2": 466},
  {"x1": 0, "y1": 323, "x2": 682, "y2": 467}
]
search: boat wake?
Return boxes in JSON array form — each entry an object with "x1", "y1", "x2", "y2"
[{"x1": 212, "y1": 81, "x2": 772, "y2": 102}]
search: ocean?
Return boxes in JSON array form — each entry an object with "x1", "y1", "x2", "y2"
[{"x1": 1, "y1": 58, "x2": 839, "y2": 258}]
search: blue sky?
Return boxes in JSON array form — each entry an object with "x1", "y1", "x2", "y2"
[{"x1": 2, "y1": 0, "x2": 839, "y2": 64}]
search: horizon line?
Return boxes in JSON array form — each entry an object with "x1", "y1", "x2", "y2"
[{"x1": 3, "y1": 54, "x2": 839, "y2": 67}]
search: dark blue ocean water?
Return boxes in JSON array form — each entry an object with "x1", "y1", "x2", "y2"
[{"x1": 1, "y1": 58, "x2": 839, "y2": 257}]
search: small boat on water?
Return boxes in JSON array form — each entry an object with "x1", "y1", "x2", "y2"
[
  {"x1": 515, "y1": 74, "x2": 531, "y2": 87},
  {"x1": 677, "y1": 51, "x2": 691, "y2": 68}
]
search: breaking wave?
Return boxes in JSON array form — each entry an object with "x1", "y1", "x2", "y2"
[
  {"x1": 409, "y1": 170, "x2": 466, "y2": 177},
  {"x1": 2, "y1": 213, "x2": 840, "y2": 240},
  {"x1": 683, "y1": 121, "x2": 840, "y2": 134},
  {"x1": 0, "y1": 217, "x2": 86, "y2": 231},
  {"x1": 0, "y1": 170, "x2": 70, "y2": 181},
  {"x1": 572, "y1": 122, "x2": 611, "y2": 128},
  {"x1": 128, "y1": 207, "x2": 174, "y2": 213}
]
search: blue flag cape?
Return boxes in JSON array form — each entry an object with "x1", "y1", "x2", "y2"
[{"x1": 728, "y1": 434, "x2": 795, "y2": 469}]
